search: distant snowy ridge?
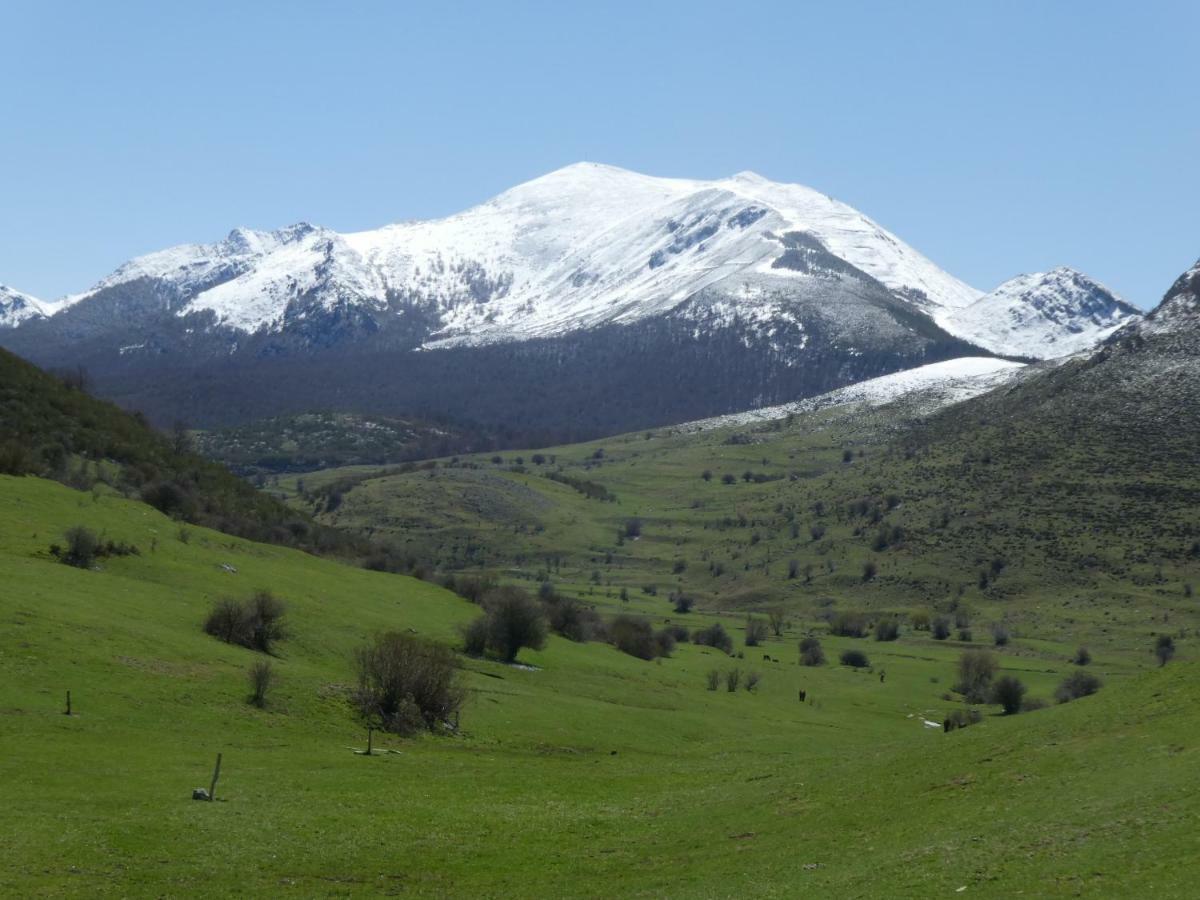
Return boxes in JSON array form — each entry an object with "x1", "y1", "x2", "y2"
[
  {"x1": 940, "y1": 268, "x2": 1140, "y2": 358},
  {"x1": 0, "y1": 285, "x2": 47, "y2": 327},
  {"x1": 681, "y1": 357, "x2": 1027, "y2": 432}
]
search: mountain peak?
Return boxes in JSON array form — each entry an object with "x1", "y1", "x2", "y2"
[
  {"x1": 941, "y1": 266, "x2": 1140, "y2": 358},
  {"x1": 0, "y1": 284, "x2": 47, "y2": 328}
]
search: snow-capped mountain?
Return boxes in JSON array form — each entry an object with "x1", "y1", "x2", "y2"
[
  {"x1": 0, "y1": 285, "x2": 47, "y2": 328},
  {"x1": 27, "y1": 163, "x2": 982, "y2": 346},
  {"x1": 941, "y1": 268, "x2": 1140, "y2": 358},
  {"x1": 0, "y1": 163, "x2": 1139, "y2": 436}
]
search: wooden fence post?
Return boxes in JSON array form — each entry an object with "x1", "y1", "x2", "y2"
[
  {"x1": 209, "y1": 753, "x2": 222, "y2": 801},
  {"x1": 367, "y1": 727, "x2": 373, "y2": 756},
  {"x1": 65, "y1": 690, "x2": 71, "y2": 716}
]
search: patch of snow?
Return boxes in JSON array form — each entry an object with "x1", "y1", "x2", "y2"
[{"x1": 682, "y1": 357, "x2": 1026, "y2": 431}]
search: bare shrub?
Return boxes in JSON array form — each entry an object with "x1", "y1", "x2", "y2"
[
  {"x1": 874, "y1": 617, "x2": 900, "y2": 641},
  {"x1": 1073, "y1": 646, "x2": 1091, "y2": 666},
  {"x1": 203, "y1": 591, "x2": 286, "y2": 654},
  {"x1": 955, "y1": 649, "x2": 998, "y2": 703},
  {"x1": 725, "y1": 668, "x2": 742, "y2": 692},
  {"x1": 248, "y1": 660, "x2": 274, "y2": 708},
  {"x1": 705, "y1": 669, "x2": 721, "y2": 691},
  {"x1": 799, "y1": 637, "x2": 825, "y2": 666},
  {"x1": 744, "y1": 616, "x2": 769, "y2": 647},
  {"x1": 992, "y1": 625, "x2": 1010, "y2": 646},
  {"x1": 768, "y1": 608, "x2": 787, "y2": 636},
  {"x1": 932, "y1": 617, "x2": 952, "y2": 640},
  {"x1": 829, "y1": 611, "x2": 868, "y2": 638},
  {"x1": 353, "y1": 632, "x2": 465, "y2": 734},
  {"x1": 745, "y1": 671, "x2": 761, "y2": 692}
]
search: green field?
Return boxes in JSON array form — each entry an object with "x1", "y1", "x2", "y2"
[{"x1": 3, "y1": 473, "x2": 1198, "y2": 896}]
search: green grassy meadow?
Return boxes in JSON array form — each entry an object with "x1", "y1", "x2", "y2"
[{"x1": 3, "y1": 472, "x2": 1198, "y2": 896}]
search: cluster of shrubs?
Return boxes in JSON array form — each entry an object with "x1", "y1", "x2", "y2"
[
  {"x1": 50, "y1": 525, "x2": 139, "y2": 569},
  {"x1": 692, "y1": 622, "x2": 734, "y2": 655},
  {"x1": 705, "y1": 668, "x2": 760, "y2": 692},
  {"x1": 608, "y1": 615, "x2": 682, "y2": 660},
  {"x1": 203, "y1": 591, "x2": 287, "y2": 654}
]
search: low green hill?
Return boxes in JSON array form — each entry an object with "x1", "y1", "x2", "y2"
[
  {"x1": 0, "y1": 347, "x2": 342, "y2": 552},
  {"x1": 2, "y1": 473, "x2": 1197, "y2": 896}
]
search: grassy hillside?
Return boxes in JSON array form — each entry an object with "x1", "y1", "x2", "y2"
[
  {"x1": 3, "y1": 473, "x2": 1198, "y2": 896},
  {"x1": 284, "y1": 383, "x2": 1199, "y2": 669},
  {"x1": 0, "y1": 347, "x2": 343, "y2": 553}
]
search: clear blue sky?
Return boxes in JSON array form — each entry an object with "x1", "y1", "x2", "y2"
[{"x1": 2, "y1": 0, "x2": 1196, "y2": 307}]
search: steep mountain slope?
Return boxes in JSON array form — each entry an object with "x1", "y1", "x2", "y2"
[
  {"x1": 0, "y1": 285, "x2": 46, "y2": 327},
  {"x1": 942, "y1": 267, "x2": 1140, "y2": 358},
  {"x1": 1135, "y1": 257, "x2": 1200, "y2": 337}
]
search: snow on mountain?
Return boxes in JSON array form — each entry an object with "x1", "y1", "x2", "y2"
[
  {"x1": 30, "y1": 162, "x2": 984, "y2": 343},
  {"x1": 940, "y1": 268, "x2": 1141, "y2": 359},
  {"x1": 682, "y1": 357, "x2": 1027, "y2": 431},
  {"x1": 1137, "y1": 257, "x2": 1199, "y2": 337},
  {"x1": 0, "y1": 285, "x2": 47, "y2": 327}
]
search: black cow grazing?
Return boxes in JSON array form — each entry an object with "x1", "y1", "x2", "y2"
[
  {"x1": 763, "y1": 654, "x2": 771, "y2": 662},
  {"x1": 798, "y1": 689, "x2": 807, "y2": 702}
]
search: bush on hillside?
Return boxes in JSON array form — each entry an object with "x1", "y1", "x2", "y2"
[
  {"x1": 744, "y1": 616, "x2": 769, "y2": 647},
  {"x1": 829, "y1": 610, "x2": 868, "y2": 638},
  {"x1": 248, "y1": 660, "x2": 274, "y2": 708},
  {"x1": 799, "y1": 637, "x2": 825, "y2": 666},
  {"x1": 1055, "y1": 671, "x2": 1102, "y2": 703},
  {"x1": 840, "y1": 649, "x2": 870, "y2": 668},
  {"x1": 1073, "y1": 646, "x2": 1091, "y2": 666},
  {"x1": 609, "y1": 615, "x2": 659, "y2": 660},
  {"x1": 955, "y1": 649, "x2": 999, "y2": 703},
  {"x1": 932, "y1": 617, "x2": 952, "y2": 640},
  {"x1": 943, "y1": 708, "x2": 983, "y2": 732},
  {"x1": 991, "y1": 675, "x2": 1026, "y2": 714},
  {"x1": 203, "y1": 591, "x2": 287, "y2": 654},
  {"x1": 353, "y1": 632, "x2": 465, "y2": 734},
  {"x1": 61, "y1": 526, "x2": 99, "y2": 568},
  {"x1": 874, "y1": 617, "x2": 900, "y2": 641},
  {"x1": 472, "y1": 586, "x2": 548, "y2": 663},
  {"x1": 693, "y1": 623, "x2": 734, "y2": 655}
]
